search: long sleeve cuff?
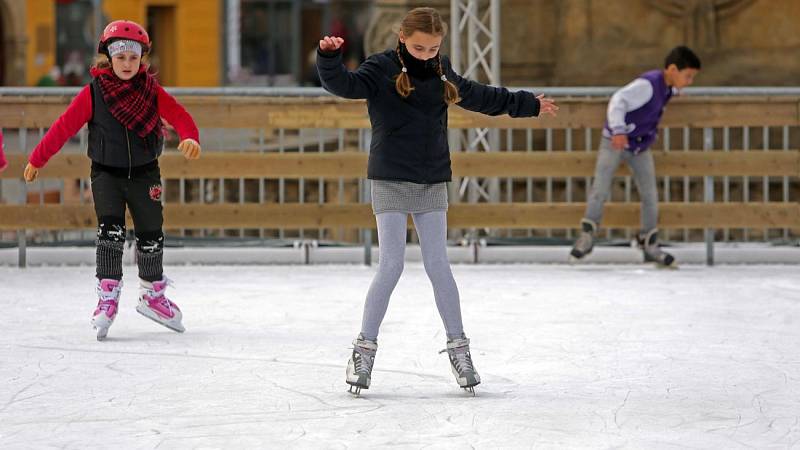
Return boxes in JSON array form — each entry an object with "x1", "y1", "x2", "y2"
[{"x1": 317, "y1": 47, "x2": 341, "y2": 59}]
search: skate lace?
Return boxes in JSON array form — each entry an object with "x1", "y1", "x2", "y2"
[
  {"x1": 97, "y1": 300, "x2": 116, "y2": 311},
  {"x1": 158, "y1": 297, "x2": 172, "y2": 310},
  {"x1": 575, "y1": 232, "x2": 593, "y2": 251},
  {"x1": 98, "y1": 292, "x2": 119, "y2": 303},
  {"x1": 144, "y1": 277, "x2": 175, "y2": 307},
  {"x1": 440, "y1": 347, "x2": 475, "y2": 375},
  {"x1": 353, "y1": 346, "x2": 375, "y2": 375},
  {"x1": 97, "y1": 284, "x2": 121, "y2": 303},
  {"x1": 145, "y1": 292, "x2": 174, "y2": 313}
]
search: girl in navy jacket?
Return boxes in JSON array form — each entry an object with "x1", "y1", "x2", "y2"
[{"x1": 317, "y1": 7, "x2": 557, "y2": 394}]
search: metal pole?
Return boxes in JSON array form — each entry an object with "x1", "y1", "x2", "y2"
[
  {"x1": 226, "y1": 0, "x2": 241, "y2": 84},
  {"x1": 703, "y1": 127, "x2": 714, "y2": 266},
  {"x1": 18, "y1": 127, "x2": 28, "y2": 268},
  {"x1": 291, "y1": 0, "x2": 301, "y2": 85},
  {"x1": 490, "y1": 0, "x2": 500, "y2": 85},
  {"x1": 93, "y1": 0, "x2": 104, "y2": 40},
  {"x1": 450, "y1": 0, "x2": 461, "y2": 72},
  {"x1": 18, "y1": 230, "x2": 26, "y2": 268}
]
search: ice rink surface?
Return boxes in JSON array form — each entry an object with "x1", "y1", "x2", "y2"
[{"x1": 1, "y1": 264, "x2": 799, "y2": 449}]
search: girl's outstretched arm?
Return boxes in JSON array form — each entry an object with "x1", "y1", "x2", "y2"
[
  {"x1": 442, "y1": 56, "x2": 557, "y2": 118},
  {"x1": 316, "y1": 36, "x2": 382, "y2": 100},
  {"x1": 28, "y1": 86, "x2": 93, "y2": 169},
  {"x1": 25, "y1": 85, "x2": 93, "y2": 182},
  {"x1": 157, "y1": 86, "x2": 199, "y2": 143},
  {"x1": 157, "y1": 86, "x2": 201, "y2": 159}
]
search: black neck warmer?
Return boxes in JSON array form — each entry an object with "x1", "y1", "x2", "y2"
[{"x1": 398, "y1": 42, "x2": 439, "y2": 79}]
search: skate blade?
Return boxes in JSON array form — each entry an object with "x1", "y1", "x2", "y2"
[
  {"x1": 460, "y1": 381, "x2": 481, "y2": 397},
  {"x1": 92, "y1": 317, "x2": 112, "y2": 341},
  {"x1": 95, "y1": 326, "x2": 109, "y2": 341},
  {"x1": 655, "y1": 262, "x2": 679, "y2": 270},
  {"x1": 569, "y1": 251, "x2": 591, "y2": 264},
  {"x1": 347, "y1": 384, "x2": 364, "y2": 396},
  {"x1": 346, "y1": 379, "x2": 369, "y2": 396},
  {"x1": 136, "y1": 306, "x2": 185, "y2": 333}
]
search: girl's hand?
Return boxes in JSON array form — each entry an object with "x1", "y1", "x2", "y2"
[
  {"x1": 319, "y1": 36, "x2": 345, "y2": 52},
  {"x1": 23, "y1": 163, "x2": 39, "y2": 182},
  {"x1": 178, "y1": 138, "x2": 201, "y2": 160},
  {"x1": 537, "y1": 94, "x2": 559, "y2": 117}
]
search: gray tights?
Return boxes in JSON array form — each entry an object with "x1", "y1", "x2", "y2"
[{"x1": 360, "y1": 210, "x2": 464, "y2": 341}]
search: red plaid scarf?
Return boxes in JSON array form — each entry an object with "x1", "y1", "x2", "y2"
[{"x1": 91, "y1": 67, "x2": 161, "y2": 138}]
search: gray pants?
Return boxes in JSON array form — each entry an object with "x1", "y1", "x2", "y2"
[
  {"x1": 584, "y1": 138, "x2": 659, "y2": 231},
  {"x1": 360, "y1": 210, "x2": 464, "y2": 341}
]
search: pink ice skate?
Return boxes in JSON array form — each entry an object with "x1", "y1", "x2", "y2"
[
  {"x1": 92, "y1": 279, "x2": 122, "y2": 341},
  {"x1": 136, "y1": 277, "x2": 185, "y2": 333}
]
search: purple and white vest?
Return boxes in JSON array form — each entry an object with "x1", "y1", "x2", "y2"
[{"x1": 604, "y1": 70, "x2": 673, "y2": 153}]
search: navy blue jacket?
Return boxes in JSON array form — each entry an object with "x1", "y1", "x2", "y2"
[{"x1": 317, "y1": 49, "x2": 541, "y2": 183}]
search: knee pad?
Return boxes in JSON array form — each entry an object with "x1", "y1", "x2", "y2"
[
  {"x1": 97, "y1": 216, "x2": 126, "y2": 242},
  {"x1": 135, "y1": 230, "x2": 164, "y2": 254}
]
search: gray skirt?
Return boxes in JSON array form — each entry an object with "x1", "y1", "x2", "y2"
[{"x1": 371, "y1": 180, "x2": 448, "y2": 215}]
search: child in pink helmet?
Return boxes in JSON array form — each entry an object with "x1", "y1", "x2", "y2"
[{"x1": 25, "y1": 20, "x2": 202, "y2": 340}]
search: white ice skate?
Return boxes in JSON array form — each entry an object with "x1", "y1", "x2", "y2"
[
  {"x1": 136, "y1": 277, "x2": 185, "y2": 332},
  {"x1": 346, "y1": 335, "x2": 377, "y2": 396},
  {"x1": 569, "y1": 219, "x2": 597, "y2": 263},
  {"x1": 635, "y1": 229, "x2": 678, "y2": 269},
  {"x1": 92, "y1": 279, "x2": 122, "y2": 341},
  {"x1": 440, "y1": 336, "x2": 481, "y2": 395}
]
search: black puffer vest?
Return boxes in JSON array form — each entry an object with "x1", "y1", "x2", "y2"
[{"x1": 87, "y1": 79, "x2": 164, "y2": 171}]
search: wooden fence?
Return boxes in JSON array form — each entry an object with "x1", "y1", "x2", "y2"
[{"x1": 0, "y1": 93, "x2": 798, "y2": 254}]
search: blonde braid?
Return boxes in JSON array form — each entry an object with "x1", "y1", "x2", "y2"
[
  {"x1": 394, "y1": 42, "x2": 414, "y2": 98},
  {"x1": 437, "y1": 54, "x2": 461, "y2": 104}
]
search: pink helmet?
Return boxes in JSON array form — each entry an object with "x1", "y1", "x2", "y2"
[{"x1": 98, "y1": 20, "x2": 151, "y2": 54}]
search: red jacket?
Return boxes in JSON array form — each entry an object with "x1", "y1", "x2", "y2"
[{"x1": 29, "y1": 78, "x2": 200, "y2": 169}]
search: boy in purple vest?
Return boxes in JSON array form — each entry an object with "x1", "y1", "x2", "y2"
[{"x1": 570, "y1": 46, "x2": 701, "y2": 267}]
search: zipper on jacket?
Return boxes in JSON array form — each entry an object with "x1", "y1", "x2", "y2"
[{"x1": 125, "y1": 128, "x2": 132, "y2": 179}]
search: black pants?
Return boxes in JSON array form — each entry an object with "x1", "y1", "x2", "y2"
[{"x1": 91, "y1": 161, "x2": 165, "y2": 282}]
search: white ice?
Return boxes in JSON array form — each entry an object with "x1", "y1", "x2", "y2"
[{"x1": 1, "y1": 264, "x2": 799, "y2": 448}]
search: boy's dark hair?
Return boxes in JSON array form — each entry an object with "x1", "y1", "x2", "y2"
[{"x1": 664, "y1": 46, "x2": 701, "y2": 70}]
